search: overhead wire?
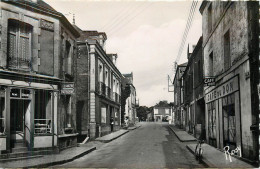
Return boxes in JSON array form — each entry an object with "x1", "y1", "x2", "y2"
[
  {"x1": 175, "y1": 0, "x2": 198, "y2": 64},
  {"x1": 99, "y1": 2, "x2": 141, "y2": 31},
  {"x1": 108, "y1": 2, "x2": 153, "y2": 37},
  {"x1": 103, "y1": 2, "x2": 147, "y2": 34}
]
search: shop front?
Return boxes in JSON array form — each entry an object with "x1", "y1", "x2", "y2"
[
  {"x1": 205, "y1": 75, "x2": 241, "y2": 150},
  {"x1": 0, "y1": 78, "x2": 58, "y2": 153}
]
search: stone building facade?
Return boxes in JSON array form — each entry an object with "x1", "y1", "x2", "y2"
[
  {"x1": 0, "y1": 0, "x2": 79, "y2": 155},
  {"x1": 75, "y1": 28, "x2": 122, "y2": 139},
  {"x1": 122, "y1": 72, "x2": 137, "y2": 125},
  {"x1": 173, "y1": 63, "x2": 187, "y2": 128},
  {"x1": 182, "y1": 37, "x2": 205, "y2": 138},
  {"x1": 200, "y1": 1, "x2": 259, "y2": 162}
]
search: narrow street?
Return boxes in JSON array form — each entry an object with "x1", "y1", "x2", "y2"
[{"x1": 53, "y1": 122, "x2": 205, "y2": 168}]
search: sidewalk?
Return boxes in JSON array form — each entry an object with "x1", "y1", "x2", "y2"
[
  {"x1": 0, "y1": 144, "x2": 96, "y2": 168},
  {"x1": 127, "y1": 123, "x2": 142, "y2": 130},
  {"x1": 95, "y1": 129, "x2": 129, "y2": 143},
  {"x1": 186, "y1": 144, "x2": 254, "y2": 168},
  {"x1": 168, "y1": 125, "x2": 196, "y2": 142},
  {"x1": 169, "y1": 125, "x2": 255, "y2": 168},
  {"x1": 0, "y1": 129, "x2": 130, "y2": 168}
]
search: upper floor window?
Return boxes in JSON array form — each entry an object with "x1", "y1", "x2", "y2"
[
  {"x1": 105, "y1": 70, "x2": 108, "y2": 86},
  {"x1": 197, "y1": 60, "x2": 201, "y2": 80},
  {"x1": 8, "y1": 19, "x2": 32, "y2": 70},
  {"x1": 208, "y1": 3, "x2": 212, "y2": 33},
  {"x1": 209, "y1": 52, "x2": 214, "y2": 76},
  {"x1": 99, "y1": 64, "x2": 103, "y2": 82},
  {"x1": 224, "y1": 30, "x2": 231, "y2": 71},
  {"x1": 64, "y1": 40, "x2": 72, "y2": 74}
]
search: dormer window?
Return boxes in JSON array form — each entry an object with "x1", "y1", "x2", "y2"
[{"x1": 7, "y1": 19, "x2": 32, "y2": 71}]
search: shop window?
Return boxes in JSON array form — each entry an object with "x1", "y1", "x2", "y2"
[
  {"x1": 61, "y1": 95, "x2": 74, "y2": 134},
  {"x1": 224, "y1": 30, "x2": 231, "y2": 71},
  {"x1": 34, "y1": 90, "x2": 52, "y2": 134},
  {"x1": 101, "y1": 107, "x2": 106, "y2": 124},
  {"x1": 208, "y1": 101, "x2": 217, "y2": 147},
  {"x1": 222, "y1": 94, "x2": 236, "y2": 150},
  {"x1": 0, "y1": 97, "x2": 5, "y2": 135},
  {"x1": 114, "y1": 110, "x2": 119, "y2": 125},
  {"x1": 7, "y1": 19, "x2": 32, "y2": 70}
]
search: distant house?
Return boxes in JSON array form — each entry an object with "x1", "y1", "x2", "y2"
[{"x1": 153, "y1": 101, "x2": 172, "y2": 122}]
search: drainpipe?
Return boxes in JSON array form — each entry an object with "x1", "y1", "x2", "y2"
[{"x1": 87, "y1": 41, "x2": 91, "y2": 137}]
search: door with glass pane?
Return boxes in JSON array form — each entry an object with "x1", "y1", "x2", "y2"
[
  {"x1": 222, "y1": 94, "x2": 236, "y2": 150},
  {"x1": 208, "y1": 101, "x2": 217, "y2": 147}
]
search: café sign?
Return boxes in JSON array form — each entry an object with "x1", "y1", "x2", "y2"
[
  {"x1": 205, "y1": 76, "x2": 239, "y2": 103},
  {"x1": 204, "y1": 77, "x2": 215, "y2": 86},
  {"x1": 61, "y1": 82, "x2": 74, "y2": 95}
]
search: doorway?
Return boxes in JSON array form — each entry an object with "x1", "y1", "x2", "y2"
[{"x1": 10, "y1": 99, "x2": 30, "y2": 146}]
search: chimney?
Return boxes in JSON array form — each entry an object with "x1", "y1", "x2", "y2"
[
  {"x1": 192, "y1": 45, "x2": 196, "y2": 52},
  {"x1": 98, "y1": 33, "x2": 107, "y2": 51},
  {"x1": 111, "y1": 54, "x2": 118, "y2": 66}
]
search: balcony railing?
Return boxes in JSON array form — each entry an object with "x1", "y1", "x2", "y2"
[
  {"x1": 98, "y1": 82, "x2": 106, "y2": 96},
  {"x1": 113, "y1": 92, "x2": 121, "y2": 103},
  {"x1": 35, "y1": 119, "x2": 51, "y2": 134}
]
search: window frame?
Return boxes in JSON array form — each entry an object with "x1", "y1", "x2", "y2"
[{"x1": 7, "y1": 19, "x2": 32, "y2": 71}]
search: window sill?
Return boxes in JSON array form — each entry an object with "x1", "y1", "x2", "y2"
[{"x1": 34, "y1": 133, "x2": 53, "y2": 136}]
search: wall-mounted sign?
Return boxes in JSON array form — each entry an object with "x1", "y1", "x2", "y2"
[
  {"x1": 61, "y1": 82, "x2": 74, "y2": 95},
  {"x1": 204, "y1": 77, "x2": 215, "y2": 86},
  {"x1": 205, "y1": 76, "x2": 239, "y2": 103}
]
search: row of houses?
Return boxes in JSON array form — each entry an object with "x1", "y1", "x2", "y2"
[
  {"x1": 173, "y1": 1, "x2": 259, "y2": 162},
  {"x1": 0, "y1": 0, "x2": 137, "y2": 157}
]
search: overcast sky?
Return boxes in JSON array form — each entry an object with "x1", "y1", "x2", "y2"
[{"x1": 45, "y1": 0, "x2": 202, "y2": 107}]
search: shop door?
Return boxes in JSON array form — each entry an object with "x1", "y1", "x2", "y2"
[
  {"x1": 10, "y1": 99, "x2": 30, "y2": 144},
  {"x1": 208, "y1": 102, "x2": 217, "y2": 147},
  {"x1": 223, "y1": 105, "x2": 236, "y2": 149},
  {"x1": 223, "y1": 94, "x2": 236, "y2": 150}
]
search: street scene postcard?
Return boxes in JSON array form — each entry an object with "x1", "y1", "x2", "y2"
[{"x1": 0, "y1": 0, "x2": 259, "y2": 168}]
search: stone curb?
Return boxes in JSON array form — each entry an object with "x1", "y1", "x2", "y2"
[
  {"x1": 96, "y1": 130, "x2": 129, "y2": 143},
  {"x1": 168, "y1": 126, "x2": 196, "y2": 142},
  {"x1": 27, "y1": 146, "x2": 97, "y2": 168},
  {"x1": 127, "y1": 125, "x2": 141, "y2": 130},
  {"x1": 186, "y1": 145, "x2": 213, "y2": 168}
]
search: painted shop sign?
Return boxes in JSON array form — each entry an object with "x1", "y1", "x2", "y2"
[{"x1": 205, "y1": 76, "x2": 239, "y2": 103}]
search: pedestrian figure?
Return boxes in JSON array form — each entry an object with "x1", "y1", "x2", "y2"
[
  {"x1": 125, "y1": 117, "x2": 129, "y2": 127},
  {"x1": 110, "y1": 117, "x2": 114, "y2": 132}
]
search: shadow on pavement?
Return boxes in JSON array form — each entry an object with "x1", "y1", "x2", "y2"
[{"x1": 162, "y1": 125, "x2": 205, "y2": 168}]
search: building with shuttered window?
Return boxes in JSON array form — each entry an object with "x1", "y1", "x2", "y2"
[
  {"x1": 0, "y1": 0, "x2": 80, "y2": 156},
  {"x1": 75, "y1": 27, "x2": 122, "y2": 139}
]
